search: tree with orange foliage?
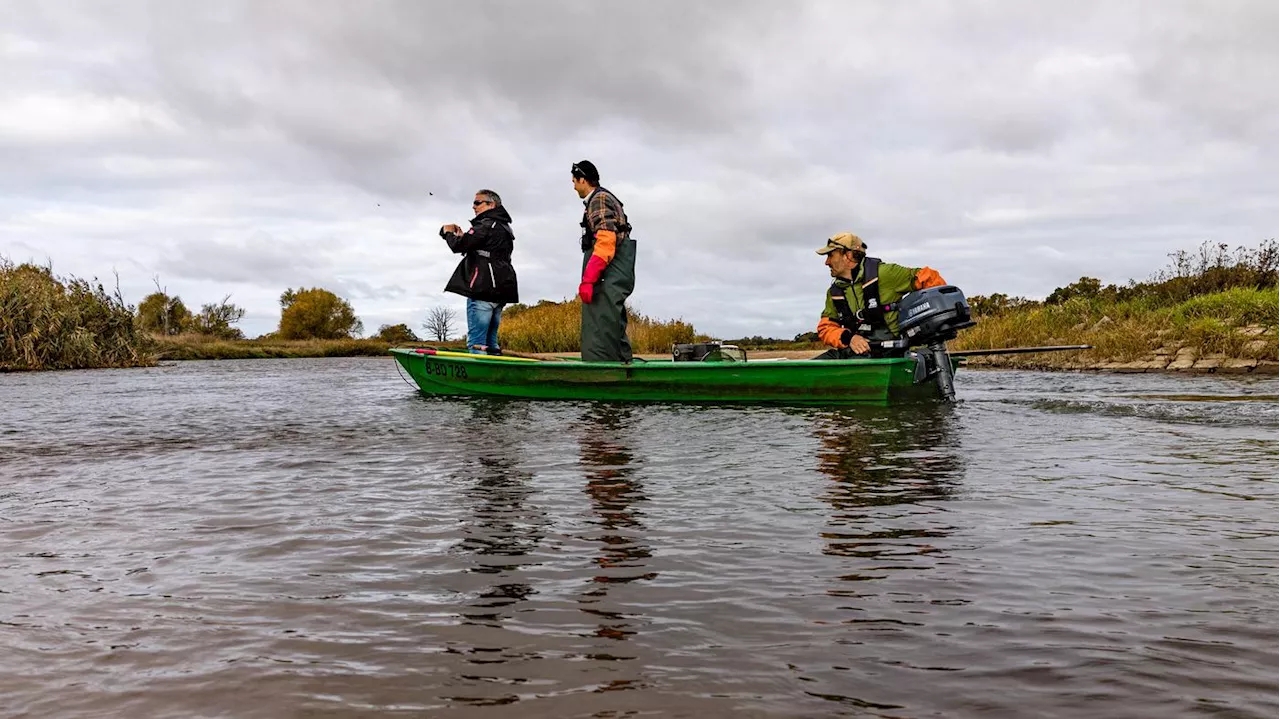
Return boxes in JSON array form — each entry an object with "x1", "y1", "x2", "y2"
[{"x1": 278, "y1": 287, "x2": 363, "y2": 339}]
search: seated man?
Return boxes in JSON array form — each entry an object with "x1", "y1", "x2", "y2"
[{"x1": 814, "y1": 232, "x2": 947, "y2": 358}]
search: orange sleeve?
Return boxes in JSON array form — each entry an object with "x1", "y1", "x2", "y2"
[
  {"x1": 591, "y1": 229, "x2": 617, "y2": 264},
  {"x1": 912, "y1": 267, "x2": 946, "y2": 290},
  {"x1": 817, "y1": 317, "x2": 847, "y2": 348}
]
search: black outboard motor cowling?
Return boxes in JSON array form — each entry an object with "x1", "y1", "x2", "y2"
[
  {"x1": 895, "y1": 285, "x2": 976, "y2": 402},
  {"x1": 898, "y1": 285, "x2": 976, "y2": 345}
]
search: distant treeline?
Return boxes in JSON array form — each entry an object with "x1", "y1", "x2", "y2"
[
  {"x1": 4, "y1": 239, "x2": 1275, "y2": 370},
  {"x1": 138, "y1": 286, "x2": 366, "y2": 341}
]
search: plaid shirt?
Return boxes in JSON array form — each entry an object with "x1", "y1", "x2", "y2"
[{"x1": 582, "y1": 187, "x2": 630, "y2": 244}]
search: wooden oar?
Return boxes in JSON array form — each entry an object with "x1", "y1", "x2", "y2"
[
  {"x1": 469, "y1": 345, "x2": 570, "y2": 362},
  {"x1": 412, "y1": 348, "x2": 538, "y2": 362}
]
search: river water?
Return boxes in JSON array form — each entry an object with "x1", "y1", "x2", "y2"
[{"x1": 1, "y1": 358, "x2": 1276, "y2": 718}]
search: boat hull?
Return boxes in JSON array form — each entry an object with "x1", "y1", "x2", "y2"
[{"x1": 390, "y1": 349, "x2": 956, "y2": 405}]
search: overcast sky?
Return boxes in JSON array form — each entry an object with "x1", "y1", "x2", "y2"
[{"x1": 2, "y1": 1, "x2": 1276, "y2": 340}]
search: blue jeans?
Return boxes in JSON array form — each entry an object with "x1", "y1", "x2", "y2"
[{"x1": 466, "y1": 299, "x2": 504, "y2": 354}]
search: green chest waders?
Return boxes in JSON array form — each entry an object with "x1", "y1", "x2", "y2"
[{"x1": 580, "y1": 238, "x2": 637, "y2": 362}]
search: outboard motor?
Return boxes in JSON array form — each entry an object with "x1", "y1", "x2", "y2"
[{"x1": 896, "y1": 285, "x2": 976, "y2": 402}]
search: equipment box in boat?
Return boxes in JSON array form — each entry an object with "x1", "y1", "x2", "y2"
[{"x1": 672, "y1": 342, "x2": 746, "y2": 362}]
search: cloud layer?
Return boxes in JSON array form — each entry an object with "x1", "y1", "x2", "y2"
[{"x1": 3, "y1": 0, "x2": 1276, "y2": 339}]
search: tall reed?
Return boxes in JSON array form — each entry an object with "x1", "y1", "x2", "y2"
[
  {"x1": 1, "y1": 259, "x2": 152, "y2": 371},
  {"x1": 497, "y1": 299, "x2": 699, "y2": 353}
]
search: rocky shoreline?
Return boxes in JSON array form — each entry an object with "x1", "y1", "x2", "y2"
[
  {"x1": 960, "y1": 352, "x2": 1279, "y2": 374},
  {"x1": 959, "y1": 325, "x2": 1277, "y2": 374}
]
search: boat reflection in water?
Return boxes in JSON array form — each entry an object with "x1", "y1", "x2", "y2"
[
  {"x1": 811, "y1": 404, "x2": 964, "y2": 570},
  {"x1": 449, "y1": 400, "x2": 546, "y2": 628},
  {"x1": 575, "y1": 404, "x2": 655, "y2": 646},
  {"x1": 437, "y1": 400, "x2": 656, "y2": 706},
  {"x1": 794, "y1": 405, "x2": 969, "y2": 711},
  {"x1": 436, "y1": 399, "x2": 551, "y2": 709},
  {"x1": 812, "y1": 405, "x2": 965, "y2": 524}
]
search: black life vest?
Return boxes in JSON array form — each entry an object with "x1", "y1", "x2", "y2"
[
  {"x1": 579, "y1": 187, "x2": 633, "y2": 252},
  {"x1": 829, "y1": 257, "x2": 894, "y2": 338}
]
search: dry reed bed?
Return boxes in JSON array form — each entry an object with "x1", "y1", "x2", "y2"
[{"x1": 1, "y1": 260, "x2": 150, "y2": 371}]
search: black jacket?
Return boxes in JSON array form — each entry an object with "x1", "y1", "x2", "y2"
[{"x1": 442, "y1": 205, "x2": 519, "y2": 303}]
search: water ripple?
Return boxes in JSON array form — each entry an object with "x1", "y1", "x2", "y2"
[{"x1": 0, "y1": 359, "x2": 1274, "y2": 718}]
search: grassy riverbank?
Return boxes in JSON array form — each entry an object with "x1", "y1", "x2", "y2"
[
  {"x1": 150, "y1": 334, "x2": 465, "y2": 360},
  {"x1": 952, "y1": 285, "x2": 1278, "y2": 372},
  {"x1": 147, "y1": 300, "x2": 701, "y2": 360},
  {"x1": 7, "y1": 241, "x2": 1276, "y2": 372},
  {"x1": 952, "y1": 241, "x2": 1278, "y2": 373}
]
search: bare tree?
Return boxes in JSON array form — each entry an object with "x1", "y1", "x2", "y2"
[
  {"x1": 154, "y1": 276, "x2": 175, "y2": 336},
  {"x1": 422, "y1": 306, "x2": 458, "y2": 342},
  {"x1": 138, "y1": 275, "x2": 190, "y2": 336}
]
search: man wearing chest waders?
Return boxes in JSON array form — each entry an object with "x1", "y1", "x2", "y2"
[
  {"x1": 814, "y1": 232, "x2": 948, "y2": 358},
  {"x1": 572, "y1": 160, "x2": 637, "y2": 363}
]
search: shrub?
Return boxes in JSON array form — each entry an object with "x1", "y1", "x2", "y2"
[
  {"x1": 278, "y1": 287, "x2": 363, "y2": 339},
  {"x1": 189, "y1": 296, "x2": 246, "y2": 339},
  {"x1": 137, "y1": 291, "x2": 192, "y2": 335},
  {"x1": 375, "y1": 323, "x2": 420, "y2": 344}
]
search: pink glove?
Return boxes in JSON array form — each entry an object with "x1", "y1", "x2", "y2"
[{"x1": 579, "y1": 255, "x2": 607, "y2": 304}]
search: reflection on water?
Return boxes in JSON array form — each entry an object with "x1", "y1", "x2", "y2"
[
  {"x1": 576, "y1": 405, "x2": 653, "y2": 644},
  {"x1": 452, "y1": 401, "x2": 544, "y2": 629},
  {"x1": 813, "y1": 407, "x2": 962, "y2": 564},
  {"x1": 792, "y1": 408, "x2": 970, "y2": 711},
  {"x1": 814, "y1": 407, "x2": 963, "y2": 505},
  {"x1": 0, "y1": 359, "x2": 1275, "y2": 718}
]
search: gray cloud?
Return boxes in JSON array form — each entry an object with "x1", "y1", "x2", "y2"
[{"x1": 1, "y1": 0, "x2": 1275, "y2": 340}]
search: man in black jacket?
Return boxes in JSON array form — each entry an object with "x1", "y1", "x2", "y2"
[{"x1": 440, "y1": 189, "x2": 519, "y2": 354}]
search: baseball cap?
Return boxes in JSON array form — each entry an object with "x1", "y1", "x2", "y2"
[{"x1": 815, "y1": 232, "x2": 868, "y2": 255}]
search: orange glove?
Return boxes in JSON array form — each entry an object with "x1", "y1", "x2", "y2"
[
  {"x1": 817, "y1": 317, "x2": 846, "y2": 348},
  {"x1": 913, "y1": 267, "x2": 946, "y2": 289}
]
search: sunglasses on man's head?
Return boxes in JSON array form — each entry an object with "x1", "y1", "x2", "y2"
[{"x1": 473, "y1": 200, "x2": 488, "y2": 206}]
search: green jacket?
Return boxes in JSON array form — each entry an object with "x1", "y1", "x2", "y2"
[{"x1": 821, "y1": 259, "x2": 920, "y2": 338}]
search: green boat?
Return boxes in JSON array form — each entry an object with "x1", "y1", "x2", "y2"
[
  {"x1": 390, "y1": 347, "x2": 962, "y2": 405},
  {"x1": 391, "y1": 286, "x2": 993, "y2": 404},
  {"x1": 388, "y1": 287, "x2": 1092, "y2": 405}
]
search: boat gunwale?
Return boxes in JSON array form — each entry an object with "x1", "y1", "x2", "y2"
[{"x1": 388, "y1": 347, "x2": 914, "y2": 370}]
